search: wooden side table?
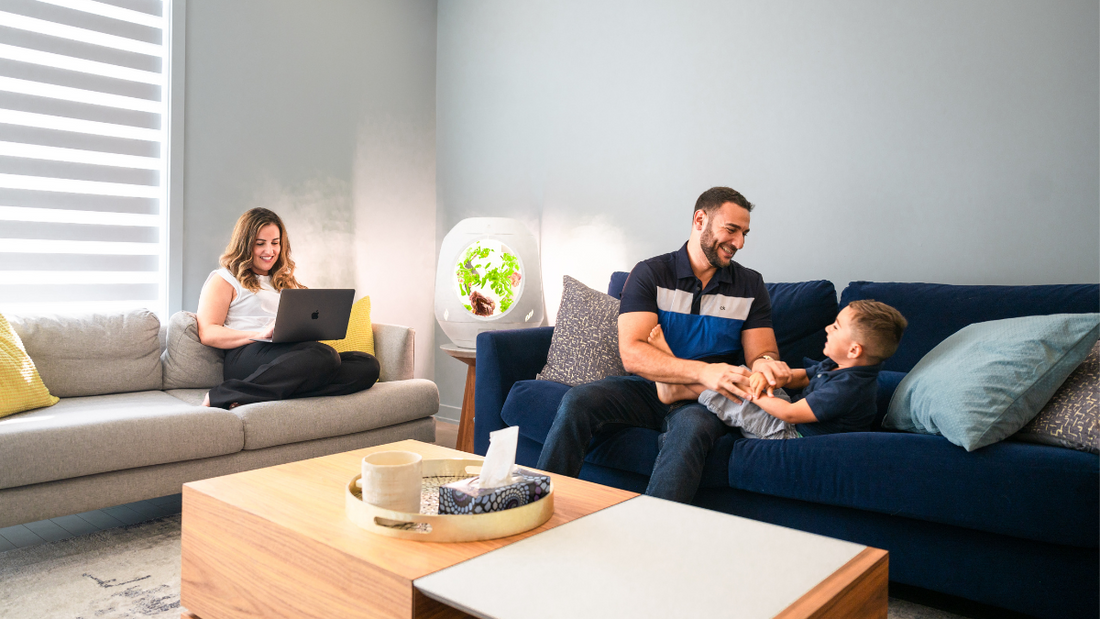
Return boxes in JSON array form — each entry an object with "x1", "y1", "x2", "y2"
[{"x1": 441, "y1": 343, "x2": 477, "y2": 453}]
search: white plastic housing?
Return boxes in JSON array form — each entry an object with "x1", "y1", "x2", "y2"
[{"x1": 435, "y1": 218, "x2": 544, "y2": 348}]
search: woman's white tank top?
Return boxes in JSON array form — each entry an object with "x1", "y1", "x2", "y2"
[{"x1": 206, "y1": 268, "x2": 281, "y2": 332}]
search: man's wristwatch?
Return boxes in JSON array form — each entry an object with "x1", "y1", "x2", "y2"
[{"x1": 759, "y1": 355, "x2": 775, "y2": 362}]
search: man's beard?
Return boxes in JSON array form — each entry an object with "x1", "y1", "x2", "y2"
[{"x1": 700, "y1": 223, "x2": 735, "y2": 268}]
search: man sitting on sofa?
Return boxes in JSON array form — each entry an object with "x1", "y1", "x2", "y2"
[{"x1": 536, "y1": 186, "x2": 792, "y2": 503}]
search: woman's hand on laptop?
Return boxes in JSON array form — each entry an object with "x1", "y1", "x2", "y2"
[{"x1": 258, "y1": 321, "x2": 275, "y2": 340}]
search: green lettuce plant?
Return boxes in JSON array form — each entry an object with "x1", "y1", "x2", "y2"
[{"x1": 455, "y1": 242, "x2": 521, "y2": 316}]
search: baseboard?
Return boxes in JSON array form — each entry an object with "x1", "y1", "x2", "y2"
[{"x1": 435, "y1": 405, "x2": 461, "y2": 423}]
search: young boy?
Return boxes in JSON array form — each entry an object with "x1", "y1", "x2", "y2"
[{"x1": 650, "y1": 300, "x2": 907, "y2": 439}]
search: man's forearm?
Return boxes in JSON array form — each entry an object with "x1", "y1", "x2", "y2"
[{"x1": 622, "y1": 342, "x2": 713, "y2": 384}]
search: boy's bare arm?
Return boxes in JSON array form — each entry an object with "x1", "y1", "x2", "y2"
[
  {"x1": 751, "y1": 369, "x2": 810, "y2": 397},
  {"x1": 781, "y1": 369, "x2": 810, "y2": 391},
  {"x1": 753, "y1": 395, "x2": 819, "y2": 424}
]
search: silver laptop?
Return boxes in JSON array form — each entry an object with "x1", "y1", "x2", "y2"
[{"x1": 251, "y1": 289, "x2": 355, "y2": 343}]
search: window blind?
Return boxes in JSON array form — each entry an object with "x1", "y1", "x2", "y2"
[{"x1": 0, "y1": 0, "x2": 168, "y2": 318}]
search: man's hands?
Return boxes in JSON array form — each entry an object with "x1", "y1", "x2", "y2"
[
  {"x1": 697, "y1": 363, "x2": 753, "y2": 403},
  {"x1": 621, "y1": 316, "x2": 788, "y2": 404}
]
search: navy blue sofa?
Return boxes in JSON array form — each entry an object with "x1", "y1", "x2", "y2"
[{"x1": 474, "y1": 278, "x2": 1099, "y2": 619}]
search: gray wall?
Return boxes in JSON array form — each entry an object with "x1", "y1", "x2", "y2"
[
  {"x1": 181, "y1": 0, "x2": 438, "y2": 380},
  {"x1": 434, "y1": 0, "x2": 1100, "y2": 417}
]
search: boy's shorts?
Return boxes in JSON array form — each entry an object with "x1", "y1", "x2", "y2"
[{"x1": 698, "y1": 388, "x2": 801, "y2": 440}]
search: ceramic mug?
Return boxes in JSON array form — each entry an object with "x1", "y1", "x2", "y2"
[{"x1": 361, "y1": 450, "x2": 423, "y2": 513}]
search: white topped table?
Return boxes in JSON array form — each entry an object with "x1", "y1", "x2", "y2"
[{"x1": 415, "y1": 495, "x2": 887, "y2": 619}]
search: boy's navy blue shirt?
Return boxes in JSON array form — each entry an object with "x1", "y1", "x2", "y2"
[
  {"x1": 794, "y1": 357, "x2": 882, "y2": 436},
  {"x1": 619, "y1": 243, "x2": 772, "y2": 366}
]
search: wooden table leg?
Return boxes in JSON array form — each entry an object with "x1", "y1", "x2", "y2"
[
  {"x1": 456, "y1": 361, "x2": 476, "y2": 453},
  {"x1": 441, "y1": 345, "x2": 478, "y2": 454}
]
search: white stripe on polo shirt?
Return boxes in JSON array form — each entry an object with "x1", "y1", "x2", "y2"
[
  {"x1": 656, "y1": 287, "x2": 693, "y2": 314},
  {"x1": 699, "y1": 294, "x2": 754, "y2": 320}
]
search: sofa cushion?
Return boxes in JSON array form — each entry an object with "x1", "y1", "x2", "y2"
[
  {"x1": 884, "y1": 313, "x2": 1099, "y2": 451},
  {"x1": 726, "y1": 431, "x2": 1098, "y2": 548},
  {"x1": 840, "y1": 281, "x2": 1100, "y2": 373},
  {"x1": 321, "y1": 295, "x2": 375, "y2": 356},
  {"x1": 0, "y1": 390, "x2": 243, "y2": 489},
  {"x1": 608, "y1": 273, "x2": 837, "y2": 369},
  {"x1": 536, "y1": 275, "x2": 627, "y2": 386},
  {"x1": 1012, "y1": 340, "x2": 1099, "y2": 454},
  {"x1": 9, "y1": 310, "x2": 163, "y2": 397},
  {"x1": 162, "y1": 311, "x2": 224, "y2": 389},
  {"x1": 0, "y1": 312, "x2": 58, "y2": 418},
  {"x1": 766, "y1": 280, "x2": 838, "y2": 369},
  {"x1": 188, "y1": 378, "x2": 439, "y2": 450}
]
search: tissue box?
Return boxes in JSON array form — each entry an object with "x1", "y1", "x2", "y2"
[{"x1": 438, "y1": 468, "x2": 551, "y2": 515}]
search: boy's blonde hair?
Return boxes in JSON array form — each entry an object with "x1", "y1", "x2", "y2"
[{"x1": 846, "y1": 300, "x2": 907, "y2": 362}]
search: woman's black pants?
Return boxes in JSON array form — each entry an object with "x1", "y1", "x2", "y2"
[{"x1": 207, "y1": 341, "x2": 379, "y2": 409}]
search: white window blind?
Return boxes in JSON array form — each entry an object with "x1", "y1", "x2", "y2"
[{"x1": 0, "y1": 0, "x2": 169, "y2": 318}]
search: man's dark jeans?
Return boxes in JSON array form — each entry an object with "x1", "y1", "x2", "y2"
[{"x1": 535, "y1": 375, "x2": 729, "y2": 503}]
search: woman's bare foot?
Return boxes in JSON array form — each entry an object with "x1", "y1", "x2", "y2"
[
  {"x1": 648, "y1": 324, "x2": 674, "y2": 355},
  {"x1": 202, "y1": 392, "x2": 210, "y2": 407}
]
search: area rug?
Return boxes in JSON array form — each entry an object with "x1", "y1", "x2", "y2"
[
  {"x1": 0, "y1": 515, "x2": 182, "y2": 619},
  {"x1": 0, "y1": 514, "x2": 967, "y2": 619}
]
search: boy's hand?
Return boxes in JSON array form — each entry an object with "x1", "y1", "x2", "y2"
[
  {"x1": 749, "y1": 372, "x2": 772, "y2": 398},
  {"x1": 752, "y1": 357, "x2": 792, "y2": 390}
]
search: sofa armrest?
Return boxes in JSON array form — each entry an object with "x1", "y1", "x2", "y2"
[
  {"x1": 474, "y1": 327, "x2": 554, "y2": 454},
  {"x1": 372, "y1": 322, "x2": 414, "y2": 382}
]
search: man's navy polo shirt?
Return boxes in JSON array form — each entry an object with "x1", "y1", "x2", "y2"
[
  {"x1": 619, "y1": 243, "x2": 772, "y2": 366},
  {"x1": 795, "y1": 357, "x2": 882, "y2": 436}
]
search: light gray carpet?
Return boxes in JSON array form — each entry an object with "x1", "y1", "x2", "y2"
[
  {"x1": 0, "y1": 515, "x2": 181, "y2": 619},
  {"x1": 0, "y1": 514, "x2": 970, "y2": 619}
]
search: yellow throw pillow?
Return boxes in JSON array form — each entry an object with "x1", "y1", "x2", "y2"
[
  {"x1": 0, "y1": 312, "x2": 59, "y2": 418},
  {"x1": 321, "y1": 296, "x2": 375, "y2": 356}
]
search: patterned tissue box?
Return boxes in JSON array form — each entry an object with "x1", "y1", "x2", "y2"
[{"x1": 438, "y1": 468, "x2": 551, "y2": 515}]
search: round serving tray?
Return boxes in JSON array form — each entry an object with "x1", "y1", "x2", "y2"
[{"x1": 345, "y1": 457, "x2": 555, "y2": 543}]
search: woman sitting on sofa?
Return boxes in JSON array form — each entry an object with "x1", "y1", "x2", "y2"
[{"x1": 197, "y1": 207, "x2": 379, "y2": 409}]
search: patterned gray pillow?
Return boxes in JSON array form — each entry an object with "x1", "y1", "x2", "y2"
[
  {"x1": 536, "y1": 275, "x2": 627, "y2": 386},
  {"x1": 1012, "y1": 340, "x2": 1098, "y2": 453}
]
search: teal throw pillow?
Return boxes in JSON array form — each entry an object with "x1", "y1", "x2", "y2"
[{"x1": 884, "y1": 313, "x2": 1100, "y2": 451}]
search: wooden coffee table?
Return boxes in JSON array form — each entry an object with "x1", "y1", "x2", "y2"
[
  {"x1": 180, "y1": 440, "x2": 887, "y2": 619},
  {"x1": 180, "y1": 440, "x2": 634, "y2": 619}
]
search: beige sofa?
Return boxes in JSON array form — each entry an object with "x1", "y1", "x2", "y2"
[{"x1": 0, "y1": 310, "x2": 438, "y2": 528}]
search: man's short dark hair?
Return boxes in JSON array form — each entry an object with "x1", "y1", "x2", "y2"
[{"x1": 694, "y1": 187, "x2": 754, "y2": 219}]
